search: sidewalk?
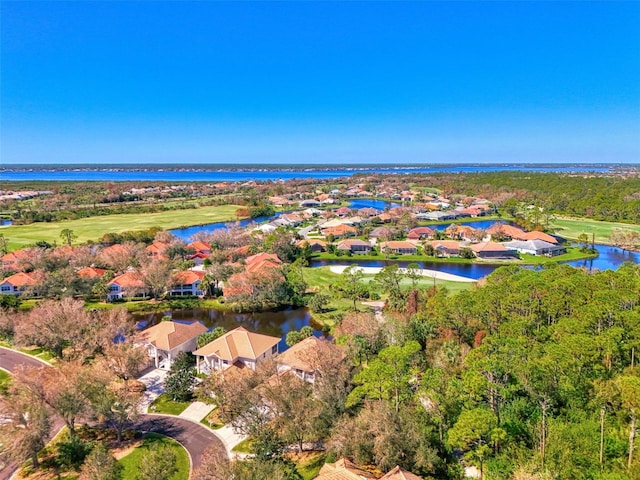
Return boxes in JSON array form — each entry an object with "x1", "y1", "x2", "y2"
[{"x1": 179, "y1": 401, "x2": 247, "y2": 456}]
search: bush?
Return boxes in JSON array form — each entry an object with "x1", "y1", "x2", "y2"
[{"x1": 57, "y1": 435, "x2": 93, "y2": 470}]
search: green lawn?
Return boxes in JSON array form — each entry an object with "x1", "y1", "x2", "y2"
[
  {"x1": 0, "y1": 369, "x2": 11, "y2": 395},
  {"x1": 549, "y1": 217, "x2": 640, "y2": 244},
  {"x1": 200, "y1": 407, "x2": 224, "y2": 429},
  {"x1": 2, "y1": 204, "x2": 242, "y2": 250},
  {"x1": 118, "y1": 433, "x2": 189, "y2": 480},
  {"x1": 149, "y1": 394, "x2": 192, "y2": 415},
  {"x1": 294, "y1": 452, "x2": 326, "y2": 480},
  {"x1": 231, "y1": 437, "x2": 253, "y2": 453}
]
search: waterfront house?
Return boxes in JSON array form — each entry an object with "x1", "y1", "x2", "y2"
[
  {"x1": 297, "y1": 239, "x2": 327, "y2": 253},
  {"x1": 430, "y1": 240, "x2": 462, "y2": 257},
  {"x1": 137, "y1": 320, "x2": 207, "y2": 370},
  {"x1": 407, "y1": 227, "x2": 435, "y2": 240},
  {"x1": 379, "y1": 241, "x2": 418, "y2": 255},
  {"x1": 107, "y1": 271, "x2": 148, "y2": 301},
  {"x1": 503, "y1": 239, "x2": 566, "y2": 256},
  {"x1": 337, "y1": 239, "x2": 372, "y2": 254},
  {"x1": 469, "y1": 241, "x2": 518, "y2": 259},
  {"x1": 276, "y1": 336, "x2": 345, "y2": 383},
  {"x1": 194, "y1": 326, "x2": 281, "y2": 374},
  {"x1": 170, "y1": 270, "x2": 206, "y2": 297}
]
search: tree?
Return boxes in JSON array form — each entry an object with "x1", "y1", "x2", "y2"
[
  {"x1": 140, "y1": 258, "x2": 173, "y2": 299},
  {"x1": 307, "y1": 293, "x2": 331, "y2": 313},
  {"x1": 165, "y1": 352, "x2": 197, "y2": 402},
  {"x1": 197, "y1": 327, "x2": 227, "y2": 347},
  {"x1": 0, "y1": 234, "x2": 8, "y2": 255},
  {"x1": 79, "y1": 443, "x2": 123, "y2": 480},
  {"x1": 60, "y1": 228, "x2": 78, "y2": 246},
  {"x1": 137, "y1": 443, "x2": 178, "y2": 480},
  {"x1": 285, "y1": 326, "x2": 314, "y2": 347},
  {"x1": 0, "y1": 379, "x2": 52, "y2": 468},
  {"x1": 334, "y1": 266, "x2": 369, "y2": 311},
  {"x1": 347, "y1": 341, "x2": 422, "y2": 412}
]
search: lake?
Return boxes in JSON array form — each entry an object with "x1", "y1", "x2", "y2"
[{"x1": 132, "y1": 307, "x2": 324, "y2": 353}]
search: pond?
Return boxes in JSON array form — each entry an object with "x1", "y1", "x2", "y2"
[
  {"x1": 132, "y1": 307, "x2": 325, "y2": 353},
  {"x1": 347, "y1": 198, "x2": 402, "y2": 210}
]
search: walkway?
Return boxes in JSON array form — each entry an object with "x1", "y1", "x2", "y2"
[
  {"x1": 328, "y1": 264, "x2": 477, "y2": 282},
  {"x1": 137, "y1": 367, "x2": 168, "y2": 413}
]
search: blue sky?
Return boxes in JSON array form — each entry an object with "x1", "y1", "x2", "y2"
[{"x1": 2, "y1": 1, "x2": 639, "y2": 165}]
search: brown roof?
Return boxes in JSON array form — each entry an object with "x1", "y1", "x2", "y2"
[
  {"x1": 187, "y1": 241, "x2": 211, "y2": 252},
  {"x1": 245, "y1": 252, "x2": 281, "y2": 265},
  {"x1": 317, "y1": 458, "x2": 377, "y2": 480},
  {"x1": 77, "y1": 266, "x2": 107, "y2": 279},
  {"x1": 322, "y1": 225, "x2": 358, "y2": 236},
  {"x1": 297, "y1": 239, "x2": 328, "y2": 248},
  {"x1": 522, "y1": 231, "x2": 558, "y2": 244},
  {"x1": 1, "y1": 272, "x2": 37, "y2": 287},
  {"x1": 337, "y1": 239, "x2": 371, "y2": 249},
  {"x1": 380, "y1": 241, "x2": 417, "y2": 250},
  {"x1": 138, "y1": 321, "x2": 207, "y2": 351},
  {"x1": 193, "y1": 326, "x2": 280, "y2": 361},
  {"x1": 470, "y1": 241, "x2": 509, "y2": 253},
  {"x1": 277, "y1": 336, "x2": 344, "y2": 373},
  {"x1": 430, "y1": 240, "x2": 461, "y2": 250},
  {"x1": 101, "y1": 244, "x2": 129, "y2": 256},
  {"x1": 379, "y1": 466, "x2": 423, "y2": 480}
]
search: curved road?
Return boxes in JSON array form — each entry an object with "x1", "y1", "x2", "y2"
[{"x1": 0, "y1": 346, "x2": 224, "y2": 479}]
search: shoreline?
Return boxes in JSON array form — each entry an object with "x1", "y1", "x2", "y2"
[{"x1": 327, "y1": 265, "x2": 477, "y2": 283}]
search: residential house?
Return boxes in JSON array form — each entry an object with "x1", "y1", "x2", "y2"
[
  {"x1": 469, "y1": 241, "x2": 518, "y2": 259},
  {"x1": 379, "y1": 466, "x2": 424, "y2": 480},
  {"x1": 223, "y1": 253, "x2": 282, "y2": 299},
  {"x1": 430, "y1": 240, "x2": 462, "y2": 257},
  {"x1": 315, "y1": 458, "x2": 377, "y2": 480},
  {"x1": 407, "y1": 227, "x2": 435, "y2": 240},
  {"x1": 77, "y1": 266, "x2": 107, "y2": 279},
  {"x1": 107, "y1": 271, "x2": 148, "y2": 301},
  {"x1": 194, "y1": 326, "x2": 281, "y2": 374},
  {"x1": 322, "y1": 224, "x2": 358, "y2": 239},
  {"x1": 503, "y1": 239, "x2": 566, "y2": 256},
  {"x1": 369, "y1": 226, "x2": 396, "y2": 241},
  {"x1": 1, "y1": 249, "x2": 31, "y2": 271},
  {"x1": 337, "y1": 239, "x2": 372, "y2": 254},
  {"x1": 276, "y1": 336, "x2": 345, "y2": 383},
  {"x1": 145, "y1": 241, "x2": 169, "y2": 258},
  {"x1": 0, "y1": 272, "x2": 38, "y2": 296},
  {"x1": 297, "y1": 239, "x2": 327, "y2": 253},
  {"x1": 187, "y1": 241, "x2": 212, "y2": 255},
  {"x1": 300, "y1": 199, "x2": 321, "y2": 208},
  {"x1": 521, "y1": 230, "x2": 558, "y2": 244},
  {"x1": 137, "y1": 320, "x2": 207, "y2": 370},
  {"x1": 379, "y1": 241, "x2": 418, "y2": 255},
  {"x1": 170, "y1": 270, "x2": 206, "y2": 296}
]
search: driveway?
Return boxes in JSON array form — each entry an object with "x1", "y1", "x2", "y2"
[{"x1": 0, "y1": 347, "x2": 225, "y2": 478}]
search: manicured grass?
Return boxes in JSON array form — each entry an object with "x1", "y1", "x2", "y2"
[
  {"x1": 3, "y1": 204, "x2": 243, "y2": 250},
  {"x1": 293, "y1": 451, "x2": 327, "y2": 480},
  {"x1": 549, "y1": 217, "x2": 640, "y2": 244},
  {"x1": 84, "y1": 297, "x2": 233, "y2": 314},
  {"x1": 0, "y1": 369, "x2": 11, "y2": 395},
  {"x1": 312, "y1": 252, "x2": 474, "y2": 263},
  {"x1": 118, "y1": 433, "x2": 189, "y2": 480},
  {"x1": 231, "y1": 437, "x2": 254, "y2": 453},
  {"x1": 518, "y1": 247, "x2": 598, "y2": 265},
  {"x1": 200, "y1": 407, "x2": 224, "y2": 429},
  {"x1": 149, "y1": 393, "x2": 192, "y2": 416}
]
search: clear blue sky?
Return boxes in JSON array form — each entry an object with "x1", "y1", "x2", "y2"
[{"x1": 2, "y1": 1, "x2": 639, "y2": 165}]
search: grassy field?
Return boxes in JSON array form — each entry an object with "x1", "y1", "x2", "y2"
[
  {"x1": 149, "y1": 393, "x2": 192, "y2": 415},
  {"x1": 0, "y1": 369, "x2": 10, "y2": 394},
  {"x1": 549, "y1": 217, "x2": 640, "y2": 244},
  {"x1": 118, "y1": 433, "x2": 189, "y2": 480},
  {"x1": 1, "y1": 204, "x2": 242, "y2": 250}
]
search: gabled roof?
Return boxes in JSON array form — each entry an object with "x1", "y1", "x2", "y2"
[
  {"x1": 430, "y1": 240, "x2": 461, "y2": 250},
  {"x1": 138, "y1": 320, "x2": 207, "y2": 351},
  {"x1": 277, "y1": 336, "x2": 344, "y2": 373},
  {"x1": 193, "y1": 326, "x2": 280, "y2": 361},
  {"x1": 316, "y1": 458, "x2": 377, "y2": 480},
  {"x1": 187, "y1": 240, "x2": 211, "y2": 252},
  {"x1": 380, "y1": 241, "x2": 417, "y2": 250},
  {"x1": 337, "y1": 239, "x2": 371, "y2": 248},
  {"x1": 77, "y1": 266, "x2": 107, "y2": 279},
  {"x1": 521, "y1": 231, "x2": 558, "y2": 244},
  {"x1": 101, "y1": 244, "x2": 129, "y2": 256},
  {"x1": 245, "y1": 252, "x2": 282, "y2": 266},
  {"x1": 173, "y1": 270, "x2": 205, "y2": 285},
  {"x1": 379, "y1": 466, "x2": 423, "y2": 480},
  {"x1": 1, "y1": 271, "x2": 37, "y2": 287},
  {"x1": 108, "y1": 271, "x2": 145, "y2": 288}
]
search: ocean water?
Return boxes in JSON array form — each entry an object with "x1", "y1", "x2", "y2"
[{"x1": 0, "y1": 163, "x2": 617, "y2": 182}]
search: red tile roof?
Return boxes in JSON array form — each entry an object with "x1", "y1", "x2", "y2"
[{"x1": 1, "y1": 271, "x2": 37, "y2": 287}]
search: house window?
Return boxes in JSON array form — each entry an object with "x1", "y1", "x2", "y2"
[
  {"x1": 271, "y1": 345, "x2": 277, "y2": 354},
  {"x1": 0, "y1": 285, "x2": 11, "y2": 292}
]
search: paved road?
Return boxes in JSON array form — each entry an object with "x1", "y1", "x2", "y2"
[
  {"x1": 0, "y1": 347, "x2": 225, "y2": 479},
  {"x1": 135, "y1": 414, "x2": 225, "y2": 468}
]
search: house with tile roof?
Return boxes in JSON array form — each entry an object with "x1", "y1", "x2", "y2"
[
  {"x1": 297, "y1": 239, "x2": 328, "y2": 253},
  {"x1": 337, "y1": 239, "x2": 372, "y2": 254},
  {"x1": 187, "y1": 241, "x2": 212, "y2": 255},
  {"x1": 469, "y1": 241, "x2": 518, "y2": 259},
  {"x1": 322, "y1": 224, "x2": 358, "y2": 239},
  {"x1": 137, "y1": 320, "x2": 207, "y2": 369},
  {"x1": 407, "y1": 227, "x2": 435, "y2": 240},
  {"x1": 0, "y1": 272, "x2": 38, "y2": 296},
  {"x1": 170, "y1": 270, "x2": 206, "y2": 297},
  {"x1": 378, "y1": 466, "x2": 423, "y2": 480},
  {"x1": 1, "y1": 249, "x2": 31, "y2": 271},
  {"x1": 503, "y1": 239, "x2": 566, "y2": 256},
  {"x1": 315, "y1": 458, "x2": 377, "y2": 480},
  {"x1": 107, "y1": 271, "x2": 148, "y2": 301},
  {"x1": 379, "y1": 241, "x2": 418, "y2": 255},
  {"x1": 194, "y1": 326, "x2": 281, "y2": 374},
  {"x1": 77, "y1": 266, "x2": 107, "y2": 279},
  {"x1": 430, "y1": 240, "x2": 462, "y2": 257},
  {"x1": 276, "y1": 336, "x2": 345, "y2": 383}
]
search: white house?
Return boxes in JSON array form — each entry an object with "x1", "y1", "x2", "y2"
[
  {"x1": 170, "y1": 270, "x2": 206, "y2": 297},
  {"x1": 276, "y1": 336, "x2": 345, "y2": 384},
  {"x1": 137, "y1": 320, "x2": 207, "y2": 370},
  {"x1": 194, "y1": 326, "x2": 281, "y2": 374},
  {"x1": 107, "y1": 271, "x2": 149, "y2": 301}
]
